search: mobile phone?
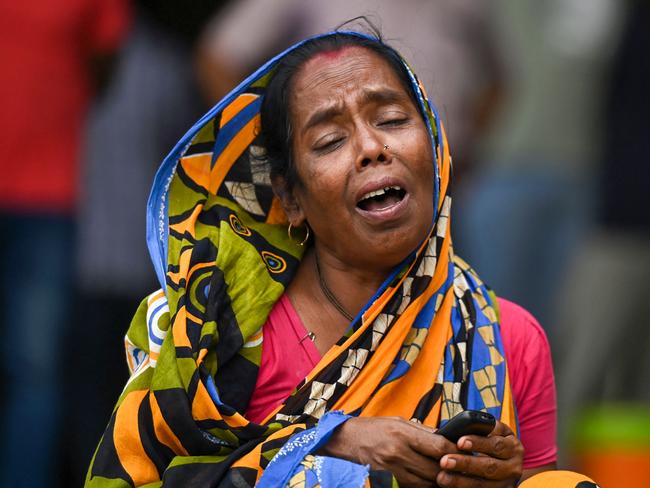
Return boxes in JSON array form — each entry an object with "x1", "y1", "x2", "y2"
[{"x1": 436, "y1": 410, "x2": 496, "y2": 443}]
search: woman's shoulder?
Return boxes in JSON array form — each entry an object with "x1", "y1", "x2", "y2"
[
  {"x1": 495, "y1": 297, "x2": 554, "y2": 386},
  {"x1": 496, "y1": 297, "x2": 550, "y2": 355}
]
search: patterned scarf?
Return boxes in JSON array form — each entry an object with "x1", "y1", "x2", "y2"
[{"x1": 86, "y1": 32, "x2": 516, "y2": 488}]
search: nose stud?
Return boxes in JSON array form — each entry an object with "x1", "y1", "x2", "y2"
[{"x1": 383, "y1": 144, "x2": 390, "y2": 151}]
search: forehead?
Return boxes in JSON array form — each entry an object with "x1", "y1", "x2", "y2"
[{"x1": 290, "y1": 46, "x2": 410, "y2": 111}]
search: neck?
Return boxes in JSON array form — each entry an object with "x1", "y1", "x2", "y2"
[{"x1": 308, "y1": 245, "x2": 389, "y2": 318}]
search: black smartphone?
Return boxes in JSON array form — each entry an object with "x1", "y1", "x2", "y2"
[{"x1": 436, "y1": 410, "x2": 496, "y2": 443}]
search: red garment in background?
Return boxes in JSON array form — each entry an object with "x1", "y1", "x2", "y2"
[
  {"x1": 0, "y1": 0, "x2": 130, "y2": 212},
  {"x1": 247, "y1": 294, "x2": 557, "y2": 469}
]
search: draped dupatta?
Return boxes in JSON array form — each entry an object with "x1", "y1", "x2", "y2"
[{"x1": 86, "y1": 31, "x2": 516, "y2": 488}]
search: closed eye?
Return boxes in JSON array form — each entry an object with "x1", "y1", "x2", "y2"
[
  {"x1": 376, "y1": 109, "x2": 411, "y2": 127},
  {"x1": 314, "y1": 136, "x2": 345, "y2": 153},
  {"x1": 378, "y1": 117, "x2": 409, "y2": 127}
]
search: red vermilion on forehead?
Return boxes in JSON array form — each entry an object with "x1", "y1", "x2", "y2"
[
  {"x1": 309, "y1": 45, "x2": 357, "y2": 64},
  {"x1": 299, "y1": 46, "x2": 377, "y2": 83}
]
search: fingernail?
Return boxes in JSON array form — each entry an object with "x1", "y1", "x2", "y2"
[
  {"x1": 460, "y1": 438, "x2": 472, "y2": 450},
  {"x1": 442, "y1": 456, "x2": 456, "y2": 469},
  {"x1": 438, "y1": 472, "x2": 450, "y2": 486}
]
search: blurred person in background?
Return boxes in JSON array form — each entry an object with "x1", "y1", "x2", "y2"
[
  {"x1": 454, "y1": 0, "x2": 625, "y2": 336},
  {"x1": 554, "y1": 0, "x2": 650, "y2": 477},
  {"x1": 64, "y1": 0, "x2": 232, "y2": 483},
  {"x1": 0, "y1": 1, "x2": 130, "y2": 486},
  {"x1": 195, "y1": 0, "x2": 504, "y2": 181}
]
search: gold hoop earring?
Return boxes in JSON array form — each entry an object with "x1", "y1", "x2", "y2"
[{"x1": 288, "y1": 223, "x2": 310, "y2": 246}]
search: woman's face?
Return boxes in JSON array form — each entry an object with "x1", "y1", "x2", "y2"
[{"x1": 285, "y1": 46, "x2": 435, "y2": 271}]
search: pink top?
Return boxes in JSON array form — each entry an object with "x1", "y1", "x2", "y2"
[{"x1": 246, "y1": 294, "x2": 557, "y2": 469}]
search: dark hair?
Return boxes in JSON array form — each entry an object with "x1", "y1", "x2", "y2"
[{"x1": 259, "y1": 23, "x2": 422, "y2": 193}]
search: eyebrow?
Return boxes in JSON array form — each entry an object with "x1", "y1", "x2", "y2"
[
  {"x1": 302, "y1": 104, "x2": 344, "y2": 134},
  {"x1": 361, "y1": 87, "x2": 407, "y2": 106},
  {"x1": 301, "y1": 88, "x2": 409, "y2": 134}
]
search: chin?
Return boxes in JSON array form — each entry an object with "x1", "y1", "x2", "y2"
[{"x1": 363, "y1": 224, "x2": 428, "y2": 269}]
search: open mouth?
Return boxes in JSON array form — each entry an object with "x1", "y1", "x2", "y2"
[{"x1": 356, "y1": 186, "x2": 407, "y2": 212}]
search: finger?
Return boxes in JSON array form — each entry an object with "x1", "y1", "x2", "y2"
[
  {"x1": 457, "y1": 433, "x2": 518, "y2": 460},
  {"x1": 437, "y1": 470, "x2": 500, "y2": 488},
  {"x1": 410, "y1": 431, "x2": 461, "y2": 459},
  {"x1": 439, "y1": 453, "x2": 513, "y2": 480},
  {"x1": 489, "y1": 420, "x2": 514, "y2": 438},
  {"x1": 395, "y1": 466, "x2": 437, "y2": 488},
  {"x1": 402, "y1": 449, "x2": 442, "y2": 481}
]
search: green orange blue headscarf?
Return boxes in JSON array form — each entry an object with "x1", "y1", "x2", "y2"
[{"x1": 86, "y1": 31, "x2": 517, "y2": 488}]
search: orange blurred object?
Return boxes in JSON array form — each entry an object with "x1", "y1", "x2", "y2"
[
  {"x1": 575, "y1": 450, "x2": 650, "y2": 487},
  {"x1": 519, "y1": 470, "x2": 598, "y2": 487}
]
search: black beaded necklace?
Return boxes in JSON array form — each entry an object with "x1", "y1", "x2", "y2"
[{"x1": 314, "y1": 252, "x2": 355, "y2": 323}]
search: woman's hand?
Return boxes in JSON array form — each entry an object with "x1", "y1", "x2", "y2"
[
  {"x1": 321, "y1": 416, "x2": 459, "y2": 487},
  {"x1": 436, "y1": 421, "x2": 524, "y2": 487}
]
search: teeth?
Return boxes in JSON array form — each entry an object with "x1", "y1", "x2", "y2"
[{"x1": 360, "y1": 186, "x2": 402, "y2": 201}]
